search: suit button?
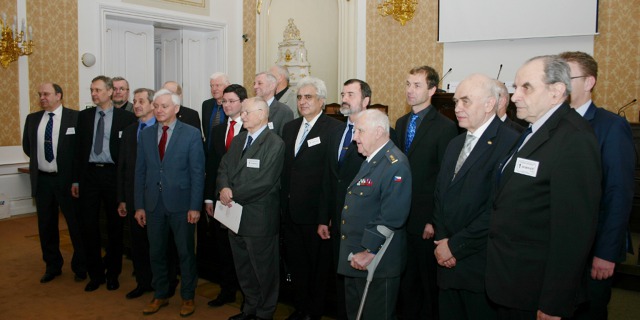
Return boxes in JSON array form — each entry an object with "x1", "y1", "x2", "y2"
[
  {"x1": 348, "y1": 191, "x2": 352, "y2": 195},
  {"x1": 359, "y1": 192, "x2": 363, "y2": 195},
  {"x1": 344, "y1": 205, "x2": 348, "y2": 210},
  {"x1": 341, "y1": 235, "x2": 346, "y2": 240},
  {"x1": 342, "y1": 219, "x2": 345, "y2": 225}
]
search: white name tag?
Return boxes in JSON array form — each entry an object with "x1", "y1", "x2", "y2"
[
  {"x1": 247, "y1": 159, "x2": 260, "y2": 168},
  {"x1": 514, "y1": 157, "x2": 539, "y2": 177},
  {"x1": 118, "y1": 131, "x2": 123, "y2": 138},
  {"x1": 268, "y1": 122, "x2": 274, "y2": 130},
  {"x1": 66, "y1": 127, "x2": 75, "y2": 135},
  {"x1": 307, "y1": 136, "x2": 321, "y2": 147}
]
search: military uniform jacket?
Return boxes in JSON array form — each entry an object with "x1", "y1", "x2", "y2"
[{"x1": 337, "y1": 140, "x2": 412, "y2": 278}]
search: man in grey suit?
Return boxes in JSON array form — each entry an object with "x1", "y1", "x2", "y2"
[
  {"x1": 254, "y1": 72, "x2": 294, "y2": 137},
  {"x1": 134, "y1": 89, "x2": 205, "y2": 317},
  {"x1": 270, "y1": 65, "x2": 299, "y2": 118},
  {"x1": 339, "y1": 109, "x2": 412, "y2": 319},
  {"x1": 217, "y1": 97, "x2": 285, "y2": 320}
]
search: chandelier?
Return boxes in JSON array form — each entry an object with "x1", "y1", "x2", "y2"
[
  {"x1": 377, "y1": 0, "x2": 418, "y2": 26},
  {"x1": 0, "y1": 13, "x2": 34, "y2": 68}
]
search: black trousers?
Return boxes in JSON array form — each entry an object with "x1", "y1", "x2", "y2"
[
  {"x1": 35, "y1": 173, "x2": 86, "y2": 275},
  {"x1": 439, "y1": 288, "x2": 496, "y2": 320},
  {"x1": 126, "y1": 204, "x2": 152, "y2": 288},
  {"x1": 400, "y1": 233, "x2": 439, "y2": 319},
  {"x1": 212, "y1": 220, "x2": 239, "y2": 294},
  {"x1": 80, "y1": 165, "x2": 123, "y2": 281},
  {"x1": 570, "y1": 272, "x2": 614, "y2": 320}
]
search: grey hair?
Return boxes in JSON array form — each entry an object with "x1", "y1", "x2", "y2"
[
  {"x1": 256, "y1": 72, "x2": 277, "y2": 85},
  {"x1": 133, "y1": 88, "x2": 155, "y2": 104},
  {"x1": 111, "y1": 76, "x2": 129, "y2": 87},
  {"x1": 296, "y1": 76, "x2": 327, "y2": 100},
  {"x1": 154, "y1": 88, "x2": 181, "y2": 106},
  {"x1": 493, "y1": 79, "x2": 509, "y2": 111},
  {"x1": 210, "y1": 72, "x2": 230, "y2": 84},
  {"x1": 527, "y1": 55, "x2": 572, "y2": 97},
  {"x1": 357, "y1": 109, "x2": 389, "y2": 134},
  {"x1": 271, "y1": 65, "x2": 290, "y2": 83}
]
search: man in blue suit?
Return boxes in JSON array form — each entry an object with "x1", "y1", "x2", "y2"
[
  {"x1": 560, "y1": 51, "x2": 635, "y2": 319},
  {"x1": 134, "y1": 89, "x2": 205, "y2": 317}
]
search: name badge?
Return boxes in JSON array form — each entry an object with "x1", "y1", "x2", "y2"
[
  {"x1": 268, "y1": 122, "x2": 274, "y2": 130},
  {"x1": 66, "y1": 127, "x2": 75, "y2": 135},
  {"x1": 514, "y1": 157, "x2": 539, "y2": 177},
  {"x1": 307, "y1": 137, "x2": 321, "y2": 147},
  {"x1": 118, "y1": 131, "x2": 123, "y2": 138},
  {"x1": 247, "y1": 159, "x2": 260, "y2": 168}
]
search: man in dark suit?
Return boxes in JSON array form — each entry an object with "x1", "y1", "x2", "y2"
[
  {"x1": 495, "y1": 80, "x2": 525, "y2": 133},
  {"x1": 203, "y1": 84, "x2": 247, "y2": 307},
  {"x1": 134, "y1": 89, "x2": 205, "y2": 317},
  {"x1": 396, "y1": 65, "x2": 458, "y2": 319},
  {"x1": 281, "y1": 77, "x2": 342, "y2": 320},
  {"x1": 318, "y1": 79, "x2": 371, "y2": 320},
  {"x1": 202, "y1": 72, "x2": 230, "y2": 152},
  {"x1": 254, "y1": 72, "x2": 294, "y2": 137},
  {"x1": 111, "y1": 77, "x2": 134, "y2": 112},
  {"x1": 72, "y1": 75, "x2": 136, "y2": 292},
  {"x1": 116, "y1": 88, "x2": 156, "y2": 299},
  {"x1": 217, "y1": 97, "x2": 285, "y2": 320},
  {"x1": 23, "y1": 83, "x2": 86, "y2": 283},
  {"x1": 432, "y1": 74, "x2": 518, "y2": 319},
  {"x1": 162, "y1": 81, "x2": 202, "y2": 132},
  {"x1": 559, "y1": 51, "x2": 635, "y2": 319},
  {"x1": 338, "y1": 109, "x2": 412, "y2": 319},
  {"x1": 486, "y1": 55, "x2": 601, "y2": 319}
]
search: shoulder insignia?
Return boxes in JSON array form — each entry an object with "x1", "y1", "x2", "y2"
[{"x1": 385, "y1": 151, "x2": 399, "y2": 164}]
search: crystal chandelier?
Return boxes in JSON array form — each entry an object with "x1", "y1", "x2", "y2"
[
  {"x1": 0, "y1": 13, "x2": 34, "y2": 68},
  {"x1": 377, "y1": 0, "x2": 418, "y2": 26}
]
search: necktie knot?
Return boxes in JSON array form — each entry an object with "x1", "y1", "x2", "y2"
[
  {"x1": 99, "y1": 111, "x2": 105, "y2": 117},
  {"x1": 48, "y1": 112, "x2": 55, "y2": 118},
  {"x1": 140, "y1": 123, "x2": 147, "y2": 131},
  {"x1": 162, "y1": 126, "x2": 169, "y2": 132}
]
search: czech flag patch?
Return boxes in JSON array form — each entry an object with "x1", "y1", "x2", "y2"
[{"x1": 393, "y1": 176, "x2": 402, "y2": 182}]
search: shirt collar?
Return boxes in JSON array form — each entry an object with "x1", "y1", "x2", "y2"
[
  {"x1": 468, "y1": 115, "x2": 495, "y2": 138},
  {"x1": 574, "y1": 99, "x2": 592, "y2": 117},
  {"x1": 366, "y1": 141, "x2": 389, "y2": 162},
  {"x1": 531, "y1": 103, "x2": 563, "y2": 134}
]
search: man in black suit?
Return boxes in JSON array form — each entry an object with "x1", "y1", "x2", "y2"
[
  {"x1": 72, "y1": 75, "x2": 136, "y2": 292},
  {"x1": 433, "y1": 74, "x2": 518, "y2": 319},
  {"x1": 23, "y1": 83, "x2": 86, "y2": 283},
  {"x1": 318, "y1": 78, "x2": 371, "y2": 320},
  {"x1": 494, "y1": 80, "x2": 524, "y2": 133},
  {"x1": 396, "y1": 65, "x2": 458, "y2": 319},
  {"x1": 486, "y1": 55, "x2": 601, "y2": 319},
  {"x1": 254, "y1": 72, "x2": 294, "y2": 137},
  {"x1": 111, "y1": 77, "x2": 133, "y2": 112},
  {"x1": 116, "y1": 88, "x2": 156, "y2": 299},
  {"x1": 217, "y1": 97, "x2": 285, "y2": 320},
  {"x1": 559, "y1": 51, "x2": 635, "y2": 319},
  {"x1": 203, "y1": 84, "x2": 247, "y2": 307},
  {"x1": 162, "y1": 81, "x2": 202, "y2": 132},
  {"x1": 281, "y1": 77, "x2": 342, "y2": 320},
  {"x1": 202, "y1": 72, "x2": 230, "y2": 152}
]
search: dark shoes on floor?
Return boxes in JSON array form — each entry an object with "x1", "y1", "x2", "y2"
[
  {"x1": 207, "y1": 291, "x2": 236, "y2": 307},
  {"x1": 126, "y1": 285, "x2": 153, "y2": 299},
  {"x1": 229, "y1": 312, "x2": 256, "y2": 320},
  {"x1": 74, "y1": 272, "x2": 87, "y2": 282},
  {"x1": 40, "y1": 271, "x2": 62, "y2": 283},
  {"x1": 84, "y1": 279, "x2": 106, "y2": 292},
  {"x1": 106, "y1": 278, "x2": 119, "y2": 291},
  {"x1": 286, "y1": 310, "x2": 317, "y2": 320}
]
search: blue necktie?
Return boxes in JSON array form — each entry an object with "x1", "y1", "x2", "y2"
[
  {"x1": 94, "y1": 111, "x2": 105, "y2": 154},
  {"x1": 44, "y1": 113, "x2": 54, "y2": 163},
  {"x1": 405, "y1": 113, "x2": 419, "y2": 153},
  {"x1": 295, "y1": 122, "x2": 310, "y2": 156},
  {"x1": 338, "y1": 124, "x2": 353, "y2": 167},
  {"x1": 137, "y1": 123, "x2": 147, "y2": 141},
  {"x1": 242, "y1": 135, "x2": 253, "y2": 157}
]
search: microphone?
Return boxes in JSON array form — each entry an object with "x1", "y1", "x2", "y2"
[
  {"x1": 496, "y1": 64, "x2": 503, "y2": 80},
  {"x1": 437, "y1": 68, "x2": 452, "y2": 93},
  {"x1": 617, "y1": 98, "x2": 637, "y2": 116}
]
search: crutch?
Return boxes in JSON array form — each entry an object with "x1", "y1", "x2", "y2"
[{"x1": 348, "y1": 225, "x2": 395, "y2": 320}]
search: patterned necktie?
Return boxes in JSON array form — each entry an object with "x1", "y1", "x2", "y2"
[
  {"x1": 158, "y1": 126, "x2": 169, "y2": 161},
  {"x1": 94, "y1": 111, "x2": 105, "y2": 154},
  {"x1": 44, "y1": 113, "x2": 55, "y2": 162},
  {"x1": 225, "y1": 120, "x2": 236, "y2": 151},
  {"x1": 405, "y1": 113, "x2": 419, "y2": 153},
  {"x1": 453, "y1": 134, "x2": 476, "y2": 178},
  {"x1": 242, "y1": 135, "x2": 253, "y2": 157},
  {"x1": 338, "y1": 124, "x2": 353, "y2": 167},
  {"x1": 295, "y1": 122, "x2": 310, "y2": 156}
]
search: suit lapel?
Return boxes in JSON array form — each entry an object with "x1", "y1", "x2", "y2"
[
  {"x1": 348, "y1": 141, "x2": 390, "y2": 187},
  {"x1": 163, "y1": 121, "x2": 183, "y2": 160},
  {"x1": 451, "y1": 118, "x2": 500, "y2": 185},
  {"x1": 296, "y1": 114, "x2": 326, "y2": 157},
  {"x1": 57, "y1": 108, "x2": 72, "y2": 154},
  {"x1": 407, "y1": 107, "x2": 436, "y2": 156}
]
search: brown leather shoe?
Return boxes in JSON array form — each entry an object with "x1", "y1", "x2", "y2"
[
  {"x1": 180, "y1": 299, "x2": 195, "y2": 317},
  {"x1": 143, "y1": 298, "x2": 168, "y2": 315}
]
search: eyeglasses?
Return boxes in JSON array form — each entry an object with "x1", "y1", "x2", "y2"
[
  {"x1": 297, "y1": 94, "x2": 317, "y2": 101},
  {"x1": 221, "y1": 99, "x2": 240, "y2": 104},
  {"x1": 570, "y1": 75, "x2": 587, "y2": 80},
  {"x1": 114, "y1": 87, "x2": 129, "y2": 92},
  {"x1": 240, "y1": 108, "x2": 263, "y2": 116}
]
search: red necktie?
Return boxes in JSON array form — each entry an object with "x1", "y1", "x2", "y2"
[
  {"x1": 158, "y1": 126, "x2": 169, "y2": 161},
  {"x1": 225, "y1": 120, "x2": 236, "y2": 151}
]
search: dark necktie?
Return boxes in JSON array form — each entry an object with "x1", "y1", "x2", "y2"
[
  {"x1": 137, "y1": 123, "x2": 147, "y2": 141},
  {"x1": 501, "y1": 126, "x2": 532, "y2": 174},
  {"x1": 338, "y1": 124, "x2": 353, "y2": 167},
  {"x1": 44, "y1": 113, "x2": 55, "y2": 163},
  {"x1": 405, "y1": 113, "x2": 419, "y2": 153},
  {"x1": 94, "y1": 111, "x2": 105, "y2": 154},
  {"x1": 225, "y1": 120, "x2": 236, "y2": 151},
  {"x1": 158, "y1": 126, "x2": 169, "y2": 161},
  {"x1": 242, "y1": 135, "x2": 253, "y2": 157}
]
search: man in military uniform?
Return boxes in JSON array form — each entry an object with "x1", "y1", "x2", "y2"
[{"x1": 337, "y1": 109, "x2": 412, "y2": 320}]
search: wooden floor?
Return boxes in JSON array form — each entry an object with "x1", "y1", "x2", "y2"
[{"x1": 1, "y1": 213, "x2": 640, "y2": 319}]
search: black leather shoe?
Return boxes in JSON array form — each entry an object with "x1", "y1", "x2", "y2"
[
  {"x1": 285, "y1": 310, "x2": 304, "y2": 320},
  {"x1": 228, "y1": 312, "x2": 256, "y2": 320},
  {"x1": 126, "y1": 285, "x2": 152, "y2": 299},
  {"x1": 84, "y1": 279, "x2": 105, "y2": 292},
  {"x1": 207, "y1": 292, "x2": 236, "y2": 307},
  {"x1": 74, "y1": 272, "x2": 87, "y2": 282},
  {"x1": 40, "y1": 271, "x2": 62, "y2": 283},
  {"x1": 106, "y1": 278, "x2": 120, "y2": 291}
]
